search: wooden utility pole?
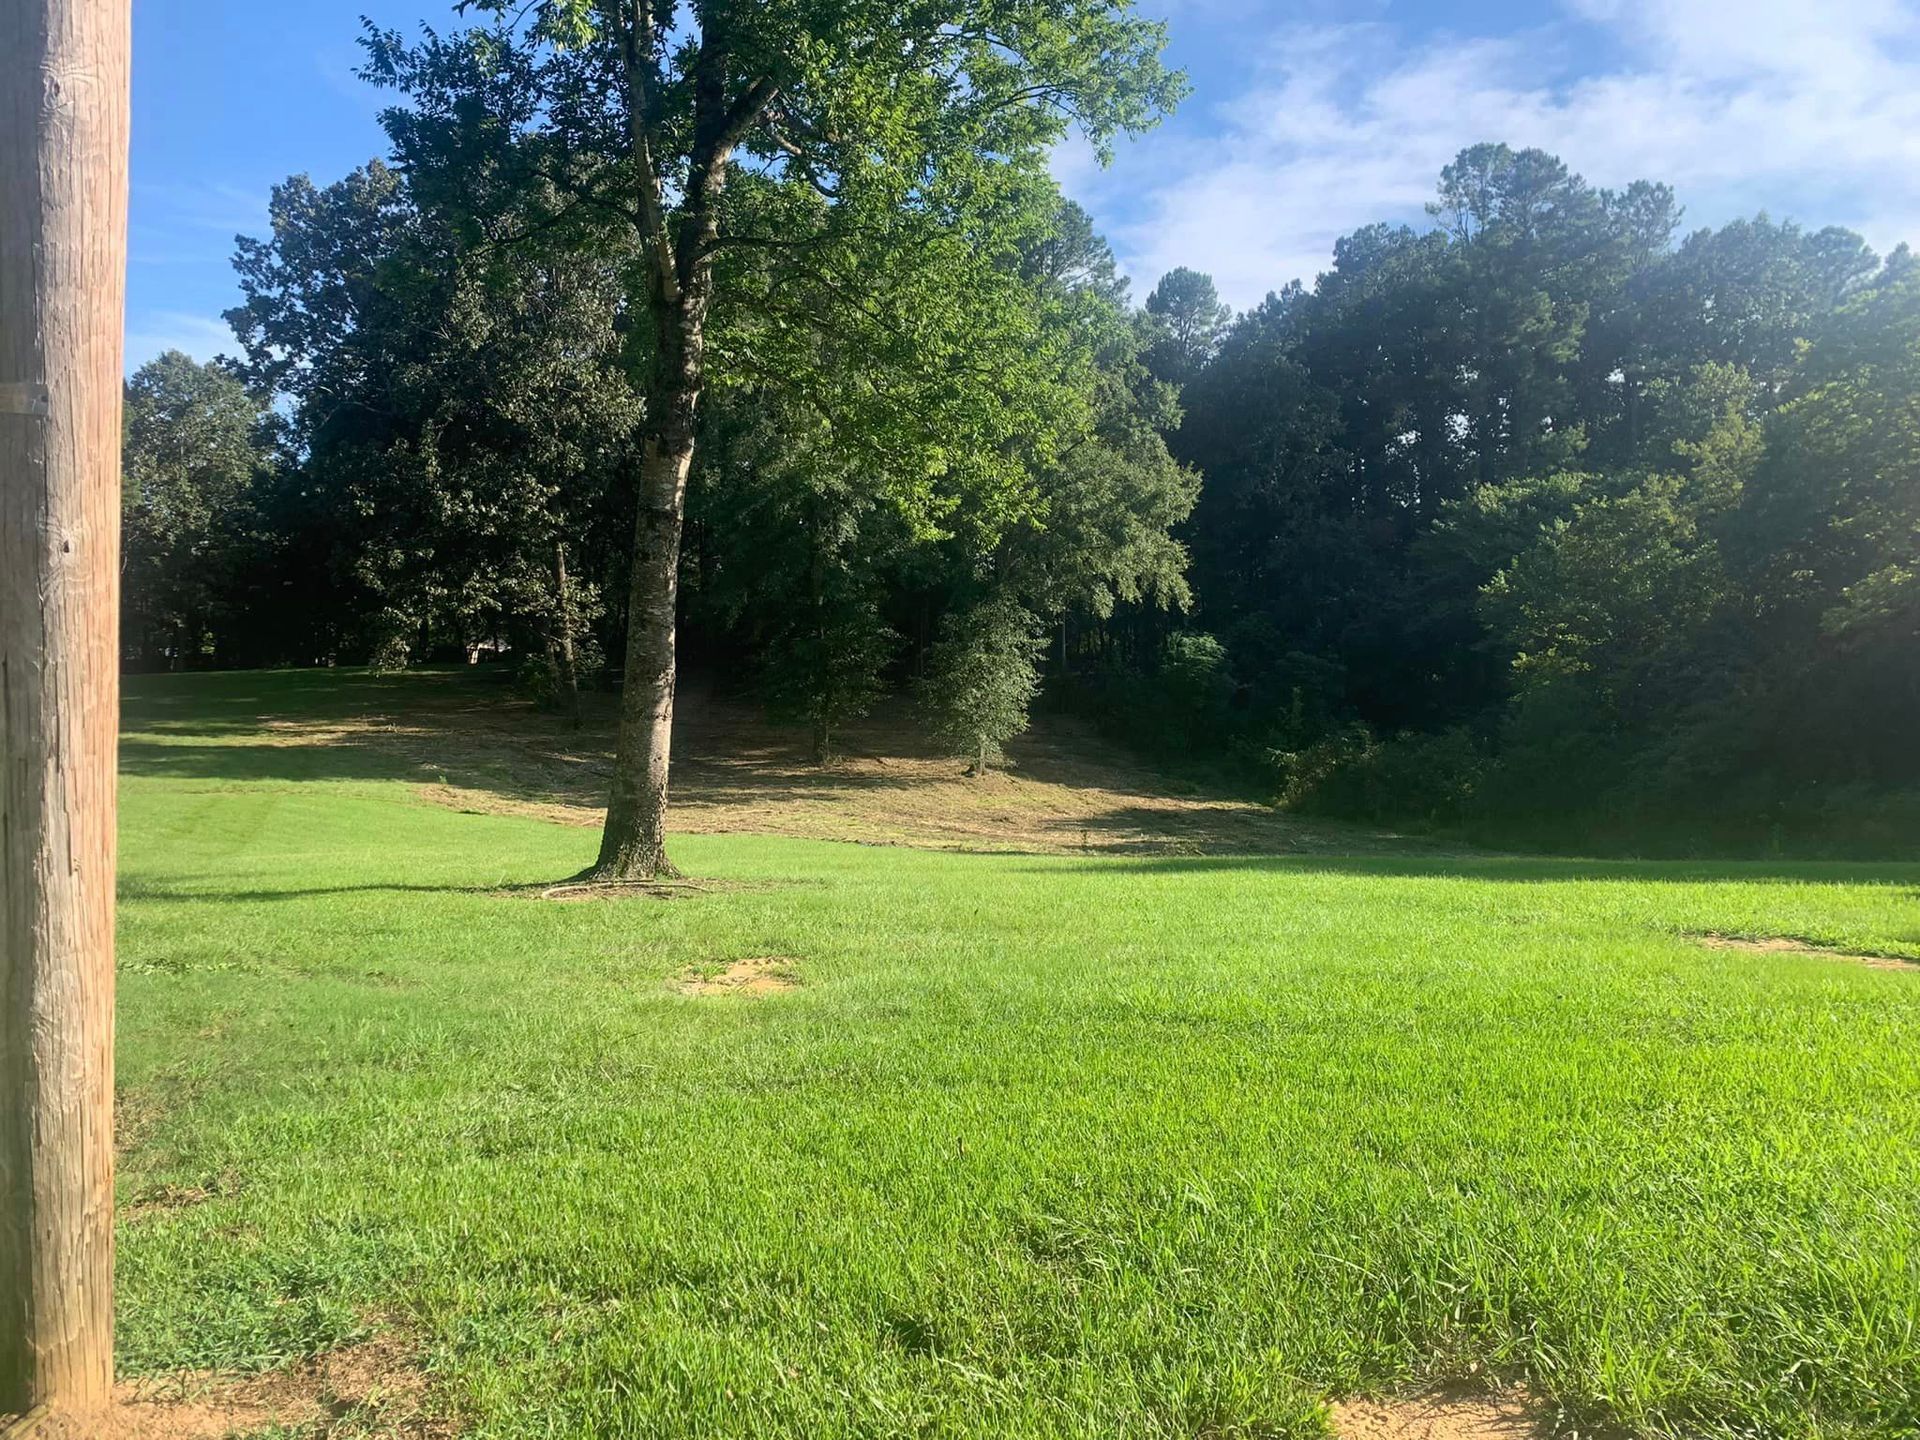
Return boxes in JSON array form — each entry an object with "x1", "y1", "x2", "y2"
[{"x1": 0, "y1": 0, "x2": 130, "y2": 1422}]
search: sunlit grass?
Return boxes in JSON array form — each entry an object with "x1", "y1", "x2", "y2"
[{"x1": 115, "y1": 672, "x2": 1920, "y2": 1438}]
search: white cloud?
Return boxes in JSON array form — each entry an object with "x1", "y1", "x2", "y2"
[
  {"x1": 124, "y1": 311, "x2": 237, "y2": 372},
  {"x1": 1064, "y1": 0, "x2": 1920, "y2": 310},
  {"x1": 1577, "y1": 0, "x2": 1918, "y2": 83},
  {"x1": 133, "y1": 179, "x2": 271, "y2": 238}
]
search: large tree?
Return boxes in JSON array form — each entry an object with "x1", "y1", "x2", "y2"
[
  {"x1": 120, "y1": 352, "x2": 269, "y2": 668},
  {"x1": 363, "y1": 0, "x2": 1180, "y2": 880},
  {"x1": 685, "y1": 196, "x2": 1194, "y2": 767},
  {"x1": 688, "y1": 374, "x2": 912, "y2": 763},
  {"x1": 229, "y1": 163, "x2": 639, "y2": 678},
  {"x1": 1141, "y1": 265, "x2": 1229, "y2": 388}
]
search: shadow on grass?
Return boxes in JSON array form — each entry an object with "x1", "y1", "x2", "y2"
[
  {"x1": 120, "y1": 738, "x2": 424, "y2": 785},
  {"x1": 119, "y1": 666, "x2": 1920, "y2": 878},
  {"x1": 116, "y1": 877, "x2": 506, "y2": 904},
  {"x1": 123, "y1": 665, "x2": 473, "y2": 726},
  {"x1": 1025, "y1": 846, "x2": 1920, "y2": 888}
]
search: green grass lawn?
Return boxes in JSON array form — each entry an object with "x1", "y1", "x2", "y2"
[{"x1": 116, "y1": 671, "x2": 1920, "y2": 1439}]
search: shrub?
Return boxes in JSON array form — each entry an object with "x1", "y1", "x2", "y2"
[
  {"x1": 920, "y1": 597, "x2": 1048, "y2": 774},
  {"x1": 1278, "y1": 725, "x2": 1490, "y2": 827}
]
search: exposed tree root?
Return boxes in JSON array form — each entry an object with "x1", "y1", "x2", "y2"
[{"x1": 530, "y1": 876, "x2": 736, "y2": 902}]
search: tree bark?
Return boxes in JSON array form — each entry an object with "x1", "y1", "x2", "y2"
[
  {"x1": 589, "y1": 413, "x2": 692, "y2": 880},
  {"x1": 0, "y1": 0, "x2": 128, "y2": 1419},
  {"x1": 807, "y1": 500, "x2": 829, "y2": 765},
  {"x1": 551, "y1": 540, "x2": 580, "y2": 729},
  {"x1": 588, "y1": 264, "x2": 708, "y2": 880}
]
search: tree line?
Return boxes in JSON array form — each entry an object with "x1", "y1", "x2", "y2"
[
  {"x1": 1145, "y1": 149, "x2": 1918, "y2": 855},
  {"x1": 120, "y1": 4, "x2": 1919, "y2": 859}
]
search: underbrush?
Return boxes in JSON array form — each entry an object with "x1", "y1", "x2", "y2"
[{"x1": 1057, "y1": 638, "x2": 1920, "y2": 859}]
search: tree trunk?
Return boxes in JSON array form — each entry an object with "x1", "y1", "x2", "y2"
[
  {"x1": 1624, "y1": 364, "x2": 1641, "y2": 454},
  {"x1": 0, "y1": 0, "x2": 128, "y2": 1419},
  {"x1": 590, "y1": 420, "x2": 692, "y2": 881},
  {"x1": 551, "y1": 540, "x2": 580, "y2": 729},
  {"x1": 807, "y1": 502, "x2": 829, "y2": 765}
]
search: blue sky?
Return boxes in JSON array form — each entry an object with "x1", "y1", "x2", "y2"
[{"x1": 128, "y1": 0, "x2": 1920, "y2": 369}]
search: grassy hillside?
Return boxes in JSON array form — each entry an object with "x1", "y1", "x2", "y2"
[{"x1": 114, "y1": 670, "x2": 1920, "y2": 1438}]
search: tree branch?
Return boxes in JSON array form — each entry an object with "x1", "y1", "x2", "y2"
[{"x1": 616, "y1": 0, "x2": 678, "y2": 304}]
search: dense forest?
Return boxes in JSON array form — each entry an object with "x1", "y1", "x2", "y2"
[{"x1": 120, "y1": 18, "x2": 1918, "y2": 857}]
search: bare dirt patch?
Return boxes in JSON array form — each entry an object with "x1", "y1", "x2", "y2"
[
  {"x1": 122, "y1": 1169, "x2": 244, "y2": 1223},
  {"x1": 1331, "y1": 1386, "x2": 1551, "y2": 1440},
  {"x1": 1699, "y1": 932, "x2": 1916, "y2": 972},
  {"x1": 20, "y1": 1331, "x2": 451, "y2": 1439},
  {"x1": 124, "y1": 1184, "x2": 214, "y2": 1222},
  {"x1": 672, "y1": 956, "x2": 801, "y2": 997}
]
